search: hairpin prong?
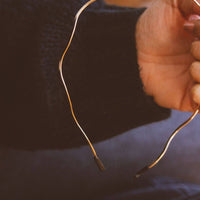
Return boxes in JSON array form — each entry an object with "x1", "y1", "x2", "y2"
[
  {"x1": 136, "y1": 107, "x2": 199, "y2": 178},
  {"x1": 59, "y1": 0, "x2": 105, "y2": 172}
]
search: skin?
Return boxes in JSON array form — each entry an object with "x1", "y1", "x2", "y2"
[
  {"x1": 136, "y1": 0, "x2": 200, "y2": 111},
  {"x1": 105, "y1": 0, "x2": 152, "y2": 7}
]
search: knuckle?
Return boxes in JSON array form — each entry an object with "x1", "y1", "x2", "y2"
[
  {"x1": 191, "y1": 84, "x2": 200, "y2": 104},
  {"x1": 190, "y1": 61, "x2": 200, "y2": 82},
  {"x1": 190, "y1": 61, "x2": 199, "y2": 73},
  {"x1": 191, "y1": 41, "x2": 200, "y2": 60},
  {"x1": 194, "y1": 20, "x2": 200, "y2": 37}
]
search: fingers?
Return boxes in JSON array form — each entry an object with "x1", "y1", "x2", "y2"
[
  {"x1": 193, "y1": 19, "x2": 200, "y2": 36},
  {"x1": 179, "y1": 0, "x2": 200, "y2": 17},
  {"x1": 191, "y1": 84, "x2": 200, "y2": 104},
  {"x1": 190, "y1": 20, "x2": 200, "y2": 60},
  {"x1": 190, "y1": 60, "x2": 200, "y2": 104},
  {"x1": 190, "y1": 42, "x2": 200, "y2": 104},
  {"x1": 190, "y1": 18, "x2": 200, "y2": 104},
  {"x1": 191, "y1": 41, "x2": 200, "y2": 59},
  {"x1": 190, "y1": 61, "x2": 200, "y2": 82}
]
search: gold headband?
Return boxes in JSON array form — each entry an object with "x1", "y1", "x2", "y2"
[{"x1": 58, "y1": 0, "x2": 200, "y2": 176}]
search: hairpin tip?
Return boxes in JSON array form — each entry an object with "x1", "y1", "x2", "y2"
[
  {"x1": 94, "y1": 156, "x2": 105, "y2": 172},
  {"x1": 135, "y1": 166, "x2": 149, "y2": 178}
]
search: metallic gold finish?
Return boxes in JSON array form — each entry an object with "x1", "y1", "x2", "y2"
[
  {"x1": 58, "y1": 0, "x2": 105, "y2": 171},
  {"x1": 59, "y1": 0, "x2": 200, "y2": 175},
  {"x1": 136, "y1": 0, "x2": 200, "y2": 178},
  {"x1": 193, "y1": 0, "x2": 200, "y2": 7},
  {"x1": 136, "y1": 107, "x2": 199, "y2": 178},
  {"x1": 148, "y1": 108, "x2": 199, "y2": 168}
]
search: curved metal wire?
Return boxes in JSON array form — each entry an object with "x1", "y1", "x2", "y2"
[
  {"x1": 59, "y1": 0, "x2": 105, "y2": 171},
  {"x1": 136, "y1": 107, "x2": 199, "y2": 178},
  {"x1": 59, "y1": 0, "x2": 200, "y2": 175},
  {"x1": 193, "y1": 0, "x2": 200, "y2": 7},
  {"x1": 136, "y1": 0, "x2": 200, "y2": 178}
]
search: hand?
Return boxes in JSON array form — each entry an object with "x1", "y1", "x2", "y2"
[{"x1": 136, "y1": 0, "x2": 200, "y2": 111}]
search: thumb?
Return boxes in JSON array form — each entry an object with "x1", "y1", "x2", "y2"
[{"x1": 179, "y1": 0, "x2": 200, "y2": 17}]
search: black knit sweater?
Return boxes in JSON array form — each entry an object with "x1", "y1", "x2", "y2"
[{"x1": 0, "y1": 0, "x2": 170, "y2": 150}]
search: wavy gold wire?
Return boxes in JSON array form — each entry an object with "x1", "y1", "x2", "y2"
[
  {"x1": 136, "y1": 0, "x2": 200, "y2": 178},
  {"x1": 136, "y1": 106, "x2": 199, "y2": 178},
  {"x1": 194, "y1": 0, "x2": 200, "y2": 7},
  {"x1": 59, "y1": 0, "x2": 200, "y2": 175},
  {"x1": 58, "y1": 0, "x2": 105, "y2": 171}
]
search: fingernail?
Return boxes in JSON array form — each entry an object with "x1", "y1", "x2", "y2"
[{"x1": 188, "y1": 15, "x2": 200, "y2": 22}]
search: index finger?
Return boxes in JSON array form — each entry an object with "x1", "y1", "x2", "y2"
[{"x1": 179, "y1": 0, "x2": 200, "y2": 17}]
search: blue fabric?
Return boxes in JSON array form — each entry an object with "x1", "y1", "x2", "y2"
[{"x1": 104, "y1": 177, "x2": 200, "y2": 200}]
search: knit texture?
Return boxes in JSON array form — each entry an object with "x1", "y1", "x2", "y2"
[{"x1": 0, "y1": 0, "x2": 170, "y2": 150}]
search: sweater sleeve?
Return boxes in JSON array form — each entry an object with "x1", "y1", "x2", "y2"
[{"x1": 0, "y1": 0, "x2": 170, "y2": 150}]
